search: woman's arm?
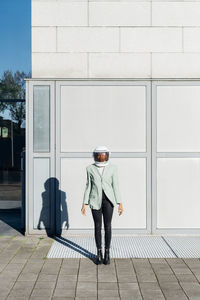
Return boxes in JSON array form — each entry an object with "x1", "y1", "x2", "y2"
[
  {"x1": 112, "y1": 165, "x2": 122, "y2": 205},
  {"x1": 82, "y1": 168, "x2": 91, "y2": 205}
]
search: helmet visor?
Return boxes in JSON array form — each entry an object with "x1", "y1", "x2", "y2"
[{"x1": 93, "y1": 151, "x2": 109, "y2": 162}]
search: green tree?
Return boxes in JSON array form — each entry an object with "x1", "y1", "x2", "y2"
[{"x1": 0, "y1": 70, "x2": 31, "y2": 130}]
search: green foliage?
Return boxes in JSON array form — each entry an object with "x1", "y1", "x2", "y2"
[{"x1": 0, "y1": 70, "x2": 31, "y2": 128}]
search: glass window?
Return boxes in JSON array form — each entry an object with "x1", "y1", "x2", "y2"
[
  {"x1": 0, "y1": 100, "x2": 25, "y2": 207},
  {"x1": 33, "y1": 86, "x2": 50, "y2": 152}
]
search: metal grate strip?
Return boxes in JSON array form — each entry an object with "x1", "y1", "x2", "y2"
[
  {"x1": 164, "y1": 236, "x2": 200, "y2": 258},
  {"x1": 47, "y1": 236, "x2": 177, "y2": 258}
]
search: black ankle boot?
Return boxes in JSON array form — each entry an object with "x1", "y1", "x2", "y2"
[
  {"x1": 96, "y1": 248, "x2": 103, "y2": 264},
  {"x1": 103, "y1": 248, "x2": 110, "y2": 265}
]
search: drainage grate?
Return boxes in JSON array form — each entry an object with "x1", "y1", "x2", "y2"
[
  {"x1": 164, "y1": 236, "x2": 200, "y2": 258},
  {"x1": 47, "y1": 235, "x2": 177, "y2": 258}
]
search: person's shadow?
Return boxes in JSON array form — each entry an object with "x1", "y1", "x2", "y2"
[
  {"x1": 37, "y1": 177, "x2": 97, "y2": 263},
  {"x1": 37, "y1": 177, "x2": 68, "y2": 237}
]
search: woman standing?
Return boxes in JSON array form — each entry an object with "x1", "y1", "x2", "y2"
[{"x1": 81, "y1": 146, "x2": 123, "y2": 265}]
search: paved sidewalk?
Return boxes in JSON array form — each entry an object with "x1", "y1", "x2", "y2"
[{"x1": 0, "y1": 236, "x2": 200, "y2": 299}]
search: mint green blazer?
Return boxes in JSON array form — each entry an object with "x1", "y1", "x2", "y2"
[{"x1": 83, "y1": 162, "x2": 122, "y2": 209}]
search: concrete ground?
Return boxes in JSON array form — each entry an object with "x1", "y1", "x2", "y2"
[
  {"x1": 0, "y1": 236, "x2": 200, "y2": 299},
  {"x1": 0, "y1": 209, "x2": 23, "y2": 236}
]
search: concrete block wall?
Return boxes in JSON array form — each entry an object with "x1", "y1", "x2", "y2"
[{"x1": 32, "y1": 0, "x2": 200, "y2": 78}]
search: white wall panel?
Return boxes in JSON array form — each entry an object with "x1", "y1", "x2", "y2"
[
  {"x1": 32, "y1": 27, "x2": 56, "y2": 53},
  {"x1": 152, "y1": 2, "x2": 200, "y2": 26},
  {"x1": 157, "y1": 85, "x2": 200, "y2": 152},
  {"x1": 57, "y1": 27, "x2": 119, "y2": 52},
  {"x1": 60, "y1": 85, "x2": 146, "y2": 152},
  {"x1": 152, "y1": 53, "x2": 200, "y2": 78},
  {"x1": 89, "y1": 53, "x2": 151, "y2": 78},
  {"x1": 89, "y1": 2, "x2": 151, "y2": 26},
  {"x1": 33, "y1": 158, "x2": 50, "y2": 229},
  {"x1": 121, "y1": 27, "x2": 182, "y2": 53},
  {"x1": 157, "y1": 158, "x2": 200, "y2": 228},
  {"x1": 111, "y1": 158, "x2": 146, "y2": 229},
  {"x1": 32, "y1": 53, "x2": 87, "y2": 78},
  {"x1": 60, "y1": 157, "x2": 147, "y2": 230},
  {"x1": 183, "y1": 28, "x2": 200, "y2": 52},
  {"x1": 32, "y1": 0, "x2": 88, "y2": 26},
  {"x1": 60, "y1": 158, "x2": 93, "y2": 229}
]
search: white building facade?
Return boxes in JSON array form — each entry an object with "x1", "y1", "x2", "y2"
[{"x1": 25, "y1": 0, "x2": 200, "y2": 235}]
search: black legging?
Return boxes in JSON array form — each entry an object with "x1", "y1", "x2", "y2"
[{"x1": 91, "y1": 189, "x2": 114, "y2": 249}]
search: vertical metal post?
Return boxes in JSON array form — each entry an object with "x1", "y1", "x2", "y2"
[{"x1": 21, "y1": 148, "x2": 25, "y2": 229}]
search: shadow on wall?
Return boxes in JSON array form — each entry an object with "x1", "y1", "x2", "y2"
[{"x1": 37, "y1": 177, "x2": 69, "y2": 237}]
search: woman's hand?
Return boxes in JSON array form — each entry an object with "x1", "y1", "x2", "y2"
[
  {"x1": 81, "y1": 204, "x2": 86, "y2": 216},
  {"x1": 118, "y1": 203, "x2": 123, "y2": 216}
]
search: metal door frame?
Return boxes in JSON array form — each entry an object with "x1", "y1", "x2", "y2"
[
  {"x1": 152, "y1": 80, "x2": 200, "y2": 234},
  {"x1": 25, "y1": 80, "x2": 55, "y2": 235}
]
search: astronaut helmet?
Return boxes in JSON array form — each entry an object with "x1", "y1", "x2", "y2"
[{"x1": 93, "y1": 146, "x2": 111, "y2": 166}]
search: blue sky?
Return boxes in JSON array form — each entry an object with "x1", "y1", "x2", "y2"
[{"x1": 0, "y1": 0, "x2": 31, "y2": 79}]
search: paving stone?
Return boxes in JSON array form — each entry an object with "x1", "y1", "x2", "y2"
[
  {"x1": 56, "y1": 280, "x2": 76, "y2": 289},
  {"x1": 0, "y1": 264, "x2": 7, "y2": 272},
  {"x1": 98, "y1": 289, "x2": 119, "y2": 297},
  {"x1": 139, "y1": 282, "x2": 165, "y2": 300},
  {"x1": 118, "y1": 282, "x2": 140, "y2": 290},
  {"x1": 5, "y1": 263, "x2": 25, "y2": 271},
  {"x1": 180, "y1": 282, "x2": 200, "y2": 299},
  {"x1": 176, "y1": 273, "x2": 198, "y2": 282},
  {"x1": 96, "y1": 297, "x2": 120, "y2": 300},
  {"x1": 161, "y1": 289, "x2": 188, "y2": 300},
  {"x1": 30, "y1": 297, "x2": 51, "y2": 300},
  {"x1": 156, "y1": 274, "x2": 178, "y2": 283},
  {"x1": 17, "y1": 272, "x2": 38, "y2": 281},
  {"x1": 78, "y1": 274, "x2": 97, "y2": 282},
  {"x1": 149, "y1": 258, "x2": 166, "y2": 264},
  {"x1": 98, "y1": 282, "x2": 118, "y2": 290},
  {"x1": 9, "y1": 258, "x2": 27, "y2": 264},
  {"x1": 159, "y1": 281, "x2": 183, "y2": 290},
  {"x1": 0, "y1": 280, "x2": 15, "y2": 289},
  {"x1": 120, "y1": 296, "x2": 142, "y2": 300},
  {"x1": 8, "y1": 287, "x2": 33, "y2": 297},
  {"x1": 7, "y1": 297, "x2": 28, "y2": 300},
  {"x1": 47, "y1": 258, "x2": 63, "y2": 263},
  {"x1": 119, "y1": 288, "x2": 142, "y2": 299},
  {"x1": 75, "y1": 297, "x2": 97, "y2": 300},
  {"x1": 183, "y1": 258, "x2": 200, "y2": 266},
  {"x1": 76, "y1": 281, "x2": 97, "y2": 297},
  {"x1": 171, "y1": 267, "x2": 193, "y2": 275},
  {"x1": 137, "y1": 273, "x2": 158, "y2": 283},
  {"x1": 57, "y1": 274, "x2": 77, "y2": 281},
  {"x1": 52, "y1": 298, "x2": 74, "y2": 300},
  {"x1": 28, "y1": 257, "x2": 45, "y2": 262},
  {"x1": 37, "y1": 273, "x2": 58, "y2": 281},
  {"x1": 34, "y1": 280, "x2": 56, "y2": 289},
  {"x1": 22, "y1": 263, "x2": 44, "y2": 273},
  {"x1": 98, "y1": 275, "x2": 117, "y2": 282},
  {"x1": 151, "y1": 264, "x2": 174, "y2": 275},
  {"x1": 0, "y1": 271, "x2": 20, "y2": 281},
  {"x1": 63, "y1": 257, "x2": 80, "y2": 265},
  {"x1": 12, "y1": 281, "x2": 35, "y2": 289},
  {"x1": 53, "y1": 298, "x2": 74, "y2": 300},
  {"x1": 31, "y1": 288, "x2": 54, "y2": 297},
  {"x1": 166, "y1": 258, "x2": 185, "y2": 265},
  {"x1": 0, "y1": 287, "x2": 12, "y2": 297},
  {"x1": 59, "y1": 267, "x2": 78, "y2": 275},
  {"x1": 118, "y1": 275, "x2": 137, "y2": 283},
  {"x1": 53, "y1": 288, "x2": 76, "y2": 297}
]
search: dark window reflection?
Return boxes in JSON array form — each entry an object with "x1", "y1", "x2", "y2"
[{"x1": 0, "y1": 100, "x2": 25, "y2": 205}]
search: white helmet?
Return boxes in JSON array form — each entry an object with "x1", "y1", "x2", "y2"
[{"x1": 93, "y1": 146, "x2": 111, "y2": 166}]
